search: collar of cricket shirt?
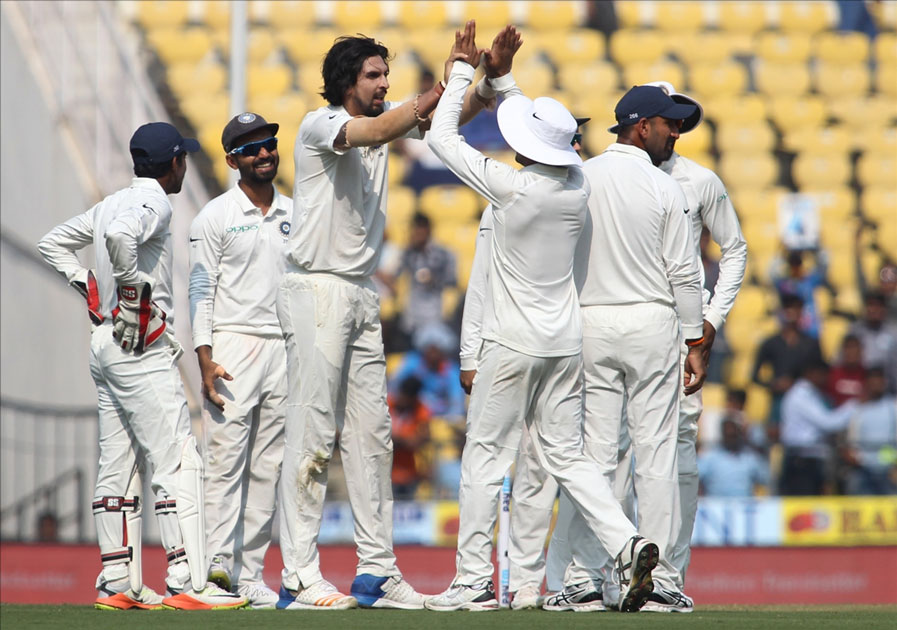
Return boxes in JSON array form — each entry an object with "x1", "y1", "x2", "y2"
[{"x1": 604, "y1": 143, "x2": 653, "y2": 163}]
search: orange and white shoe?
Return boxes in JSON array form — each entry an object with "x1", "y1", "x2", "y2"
[
  {"x1": 276, "y1": 580, "x2": 358, "y2": 610},
  {"x1": 95, "y1": 584, "x2": 164, "y2": 610},
  {"x1": 161, "y1": 582, "x2": 247, "y2": 610}
]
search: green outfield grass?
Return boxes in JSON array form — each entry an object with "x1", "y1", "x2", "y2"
[{"x1": 2, "y1": 604, "x2": 896, "y2": 630}]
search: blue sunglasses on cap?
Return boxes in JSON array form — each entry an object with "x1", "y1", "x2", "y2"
[{"x1": 229, "y1": 137, "x2": 278, "y2": 156}]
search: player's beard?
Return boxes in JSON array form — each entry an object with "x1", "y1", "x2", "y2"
[
  {"x1": 363, "y1": 91, "x2": 387, "y2": 117},
  {"x1": 240, "y1": 155, "x2": 278, "y2": 183}
]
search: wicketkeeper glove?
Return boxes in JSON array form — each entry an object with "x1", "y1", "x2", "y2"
[
  {"x1": 69, "y1": 268, "x2": 104, "y2": 327},
  {"x1": 111, "y1": 279, "x2": 167, "y2": 354}
]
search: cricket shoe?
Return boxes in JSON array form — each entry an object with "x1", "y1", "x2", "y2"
[
  {"x1": 95, "y1": 580, "x2": 164, "y2": 610},
  {"x1": 542, "y1": 580, "x2": 606, "y2": 612},
  {"x1": 614, "y1": 535, "x2": 659, "y2": 613},
  {"x1": 350, "y1": 574, "x2": 427, "y2": 609},
  {"x1": 276, "y1": 580, "x2": 357, "y2": 610},
  {"x1": 640, "y1": 586, "x2": 694, "y2": 613},
  {"x1": 207, "y1": 554, "x2": 232, "y2": 592},
  {"x1": 162, "y1": 582, "x2": 248, "y2": 610},
  {"x1": 425, "y1": 579, "x2": 498, "y2": 612},
  {"x1": 237, "y1": 582, "x2": 279, "y2": 609},
  {"x1": 510, "y1": 583, "x2": 543, "y2": 610}
]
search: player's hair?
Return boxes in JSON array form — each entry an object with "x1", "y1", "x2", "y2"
[
  {"x1": 726, "y1": 388, "x2": 747, "y2": 407},
  {"x1": 321, "y1": 35, "x2": 391, "y2": 106},
  {"x1": 132, "y1": 151, "x2": 184, "y2": 179},
  {"x1": 412, "y1": 212, "x2": 431, "y2": 229}
]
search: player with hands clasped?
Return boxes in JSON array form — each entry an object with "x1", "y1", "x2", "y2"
[
  {"x1": 188, "y1": 113, "x2": 292, "y2": 608},
  {"x1": 425, "y1": 23, "x2": 659, "y2": 613},
  {"x1": 542, "y1": 85, "x2": 705, "y2": 613},
  {"x1": 275, "y1": 25, "x2": 498, "y2": 611},
  {"x1": 37, "y1": 122, "x2": 246, "y2": 611}
]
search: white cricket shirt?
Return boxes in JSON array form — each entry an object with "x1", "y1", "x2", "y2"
[
  {"x1": 459, "y1": 205, "x2": 494, "y2": 371},
  {"x1": 430, "y1": 62, "x2": 589, "y2": 358},
  {"x1": 38, "y1": 177, "x2": 177, "y2": 326},
  {"x1": 188, "y1": 183, "x2": 293, "y2": 349},
  {"x1": 575, "y1": 144, "x2": 704, "y2": 340},
  {"x1": 660, "y1": 152, "x2": 747, "y2": 332},
  {"x1": 287, "y1": 102, "x2": 421, "y2": 278}
]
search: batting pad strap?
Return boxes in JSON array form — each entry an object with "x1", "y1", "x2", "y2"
[
  {"x1": 166, "y1": 546, "x2": 187, "y2": 565},
  {"x1": 154, "y1": 499, "x2": 177, "y2": 515},
  {"x1": 92, "y1": 496, "x2": 139, "y2": 514},
  {"x1": 101, "y1": 547, "x2": 132, "y2": 567}
]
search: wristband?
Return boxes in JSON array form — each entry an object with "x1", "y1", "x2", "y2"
[
  {"x1": 434, "y1": 80, "x2": 445, "y2": 96},
  {"x1": 412, "y1": 94, "x2": 428, "y2": 123},
  {"x1": 685, "y1": 336, "x2": 705, "y2": 347},
  {"x1": 475, "y1": 76, "x2": 496, "y2": 101}
]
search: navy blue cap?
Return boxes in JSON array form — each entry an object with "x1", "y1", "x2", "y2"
[
  {"x1": 129, "y1": 122, "x2": 200, "y2": 166},
  {"x1": 608, "y1": 85, "x2": 698, "y2": 134}
]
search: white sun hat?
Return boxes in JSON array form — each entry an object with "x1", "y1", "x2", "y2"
[
  {"x1": 497, "y1": 95, "x2": 582, "y2": 167},
  {"x1": 642, "y1": 80, "x2": 704, "y2": 133}
]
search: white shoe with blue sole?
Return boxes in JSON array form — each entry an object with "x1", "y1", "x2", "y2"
[{"x1": 350, "y1": 574, "x2": 426, "y2": 609}]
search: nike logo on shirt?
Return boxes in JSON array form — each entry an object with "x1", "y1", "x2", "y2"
[{"x1": 189, "y1": 237, "x2": 202, "y2": 242}]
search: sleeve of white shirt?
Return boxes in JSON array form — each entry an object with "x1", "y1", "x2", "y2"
[
  {"x1": 105, "y1": 199, "x2": 171, "y2": 286},
  {"x1": 662, "y1": 180, "x2": 704, "y2": 339},
  {"x1": 427, "y1": 61, "x2": 520, "y2": 208},
  {"x1": 459, "y1": 206, "x2": 494, "y2": 371},
  {"x1": 188, "y1": 207, "x2": 223, "y2": 349},
  {"x1": 701, "y1": 173, "x2": 747, "y2": 332},
  {"x1": 302, "y1": 108, "x2": 354, "y2": 155},
  {"x1": 37, "y1": 205, "x2": 97, "y2": 283}
]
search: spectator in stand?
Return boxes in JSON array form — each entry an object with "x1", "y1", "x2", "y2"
[
  {"x1": 390, "y1": 322, "x2": 465, "y2": 422},
  {"x1": 837, "y1": 0, "x2": 878, "y2": 38},
  {"x1": 854, "y1": 222, "x2": 897, "y2": 321},
  {"x1": 752, "y1": 293, "x2": 824, "y2": 433},
  {"x1": 828, "y1": 334, "x2": 866, "y2": 406},
  {"x1": 388, "y1": 376, "x2": 432, "y2": 500},
  {"x1": 842, "y1": 367, "x2": 897, "y2": 495},
  {"x1": 770, "y1": 249, "x2": 833, "y2": 339},
  {"x1": 779, "y1": 360, "x2": 858, "y2": 495},
  {"x1": 697, "y1": 419, "x2": 769, "y2": 497},
  {"x1": 37, "y1": 511, "x2": 60, "y2": 542},
  {"x1": 848, "y1": 291, "x2": 897, "y2": 394}
]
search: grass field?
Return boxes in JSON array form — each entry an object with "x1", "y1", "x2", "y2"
[{"x1": 3, "y1": 604, "x2": 896, "y2": 629}]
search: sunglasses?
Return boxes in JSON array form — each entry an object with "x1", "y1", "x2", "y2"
[
  {"x1": 229, "y1": 137, "x2": 278, "y2": 156},
  {"x1": 571, "y1": 133, "x2": 583, "y2": 147}
]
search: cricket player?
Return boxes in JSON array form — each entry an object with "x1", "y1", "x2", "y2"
[
  {"x1": 542, "y1": 85, "x2": 706, "y2": 612},
  {"x1": 425, "y1": 26, "x2": 660, "y2": 614},
  {"x1": 37, "y1": 122, "x2": 246, "y2": 611},
  {"x1": 188, "y1": 112, "x2": 292, "y2": 608},
  {"x1": 275, "y1": 24, "x2": 508, "y2": 610}
]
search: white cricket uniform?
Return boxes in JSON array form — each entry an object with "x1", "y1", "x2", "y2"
[
  {"x1": 431, "y1": 62, "x2": 642, "y2": 586},
  {"x1": 37, "y1": 177, "x2": 196, "y2": 590},
  {"x1": 557, "y1": 144, "x2": 704, "y2": 590},
  {"x1": 188, "y1": 183, "x2": 292, "y2": 586},
  {"x1": 277, "y1": 101, "x2": 422, "y2": 589}
]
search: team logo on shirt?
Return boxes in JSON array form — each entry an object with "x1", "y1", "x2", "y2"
[{"x1": 279, "y1": 221, "x2": 291, "y2": 237}]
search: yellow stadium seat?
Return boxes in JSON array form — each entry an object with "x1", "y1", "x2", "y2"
[
  {"x1": 420, "y1": 186, "x2": 481, "y2": 225},
  {"x1": 719, "y1": 153, "x2": 780, "y2": 190},
  {"x1": 406, "y1": 28, "x2": 457, "y2": 73},
  {"x1": 147, "y1": 27, "x2": 216, "y2": 65},
  {"x1": 791, "y1": 153, "x2": 852, "y2": 189},
  {"x1": 539, "y1": 28, "x2": 604, "y2": 65},
  {"x1": 673, "y1": 31, "x2": 741, "y2": 66},
  {"x1": 688, "y1": 61, "x2": 748, "y2": 99},
  {"x1": 745, "y1": 383, "x2": 772, "y2": 424},
  {"x1": 387, "y1": 152, "x2": 406, "y2": 187},
  {"x1": 279, "y1": 28, "x2": 339, "y2": 65},
  {"x1": 623, "y1": 60, "x2": 686, "y2": 94},
  {"x1": 875, "y1": 64, "x2": 897, "y2": 97},
  {"x1": 655, "y1": 1, "x2": 707, "y2": 33},
  {"x1": 814, "y1": 61, "x2": 871, "y2": 98},
  {"x1": 513, "y1": 61, "x2": 556, "y2": 96},
  {"x1": 813, "y1": 31, "x2": 871, "y2": 64},
  {"x1": 741, "y1": 220, "x2": 781, "y2": 256},
  {"x1": 332, "y1": 1, "x2": 383, "y2": 30},
  {"x1": 197, "y1": 1, "x2": 231, "y2": 30},
  {"x1": 213, "y1": 27, "x2": 279, "y2": 64},
  {"x1": 434, "y1": 223, "x2": 480, "y2": 260},
  {"x1": 754, "y1": 31, "x2": 812, "y2": 64},
  {"x1": 296, "y1": 62, "x2": 324, "y2": 96},
  {"x1": 525, "y1": 1, "x2": 582, "y2": 30},
  {"x1": 246, "y1": 93, "x2": 308, "y2": 128},
  {"x1": 777, "y1": 1, "x2": 837, "y2": 33},
  {"x1": 268, "y1": 1, "x2": 317, "y2": 28},
  {"x1": 765, "y1": 95, "x2": 827, "y2": 132},
  {"x1": 782, "y1": 125, "x2": 852, "y2": 154},
  {"x1": 610, "y1": 29, "x2": 669, "y2": 65},
  {"x1": 718, "y1": 2, "x2": 768, "y2": 34},
  {"x1": 801, "y1": 187, "x2": 857, "y2": 222},
  {"x1": 167, "y1": 61, "x2": 227, "y2": 99},
  {"x1": 728, "y1": 284, "x2": 774, "y2": 322},
  {"x1": 703, "y1": 93, "x2": 767, "y2": 126},
  {"x1": 820, "y1": 317, "x2": 851, "y2": 361},
  {"x1": 828, "y1": 95, "x2": 896, "y2": 132},
  {"x1": 615, "y1": 1, "x2": 648, "y2": 29},
  {"x1": 460, "y1": 1, "x2": 513, "y2": 28},
  {"x1": 731, "y1": 188, "x2": 783, "y2": 224},
  {"x1": 675, "y1": 123, "x2": 712, "y2": 157},
  {"x1": 558, "y1": 61, "x2": 620, "y2": 94},
  {"x1": 247, "y1": 64, "x2": 293, "y2": 98},
  {"x1": 182, "y1": 96, "x2": 230, "y2": 131},
  {"x1": 754, "y1": 62, "x2": 811, "y2": 97},
  {"x1": 716, "y1": 121, "x2": 777, "y2": 153},
  {"x1": 396, "y1": 1, "x2": 448, "y2": 29},
  {"x1": 386, "y1": 186, "x2": 418, "y2": 230},
  {"x1": 135, "y1": 0, "x2": 189, "y2": 29},
  {"x1": 857, "y1": 153, "x2": 897, "y2": 188},
  {"x1": 874, "y1": 32, "x2": 897, "y2": 65},
  {"x1": 861, "y1": 186, "x2": 897, "y2": 222},
  {"x1": 855, "y1": 125, "x2": 897, "y2": 155}
]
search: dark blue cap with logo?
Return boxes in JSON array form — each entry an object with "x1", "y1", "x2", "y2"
[
  {"x1": 608, "y1": 85, "x2": 698, "y2": 134},
  {"x1": 129, "y1": 122, "x2": 200, "y2": 166}
]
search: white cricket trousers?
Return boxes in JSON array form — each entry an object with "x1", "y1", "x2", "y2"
[
  {"x1": 203, "y1": 331, "x2": 286, "y2": 586},
  {"x1": 276, "y1": 270, "x2": 398, "y2": 590},
  {"x1": 455, "y1": 341, "x2": 638, "y2": 586},
  {"x1": 562, "y1": 304, "x2": 682, "y2": 588},
  {"x1": 89, "y1": 323, "x2": 194, "y2": 586}
]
